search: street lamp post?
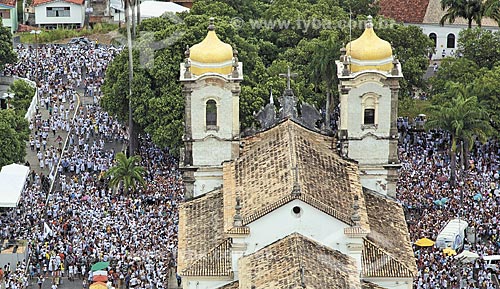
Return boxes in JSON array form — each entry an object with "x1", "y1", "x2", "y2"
[
  {"x1": 1, "y1": 92, "x2": 15, "y2": 109},
  {"x1": 30, "y1": 30, "x2": 41, "y2": 83}
]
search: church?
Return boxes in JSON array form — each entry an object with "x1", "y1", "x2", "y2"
[{"x1": 177, "y1": 17, "x2": 417, "y2": 289}]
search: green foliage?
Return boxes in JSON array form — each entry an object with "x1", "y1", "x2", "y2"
[
  {"x1": 398, "y1": 97, "x2": 431, "y2": 120},
  {"x1": 429, "y1": 57, "x2": 480, "y2": 96},
  {"x1": 377, "y1": 23, "x2": 434, "y2": 96},
  {"x1": 17, "y1": 24, "x2": 118, "y2": 44},
  {"x1": 439, "y1": 0, "x2": 499, "y2": 28},
  {"x1": 102, "y1": 0, "x2": 432, "y2": 154},
  {"x1": 457, "y1": 28, "x2": 500, "y2": 69},
  {"x1": 105, "y1": 152, "x2": 146, "y2": 195},
  {"x1": 0, "y1": 109, "x2": 29, "y2": 167},
  {"x1": 8, "y1": 80, "x2": 35, "y2": 116},
  {"x1": 0, "y1": 19, "x2": 17, "y2": 72},
  {"x1": 426, "y1": 83, "x2": 494, "y2": 185}
]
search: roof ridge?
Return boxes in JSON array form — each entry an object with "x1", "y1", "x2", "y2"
[
  {"x1": 362, "y1": 238, "x2": 416, "y2": 278},
  {"x1": 182, "y1": 238, "x2": 233, "y2": 277}
]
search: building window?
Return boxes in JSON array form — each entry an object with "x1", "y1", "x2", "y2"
[
  {"x1": 206, "y1": 99, "x2": 217, "y2": 127},
  {"x1": 447, "y1": 34, "x2": 455, "y2": 48},
  {"x1": 46, "y1": 7, "x2": 70, "y2": 17},
  {"x1": 0, "y1": 9, "x2": 11, "y2": 19},
  {"x1": 364, "y1": 109, "x2": 375, "y2": 125},
  {"x1": 429, "y1": 33, "x2": 437, "y2": 48}
]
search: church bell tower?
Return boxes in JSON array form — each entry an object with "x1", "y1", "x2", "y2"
[
  {"x1": 180, "y1": 18, "x2": 243, "y2": 199},
  {"x1": 336, "y1": 16, "x2": 402, "y2": 197}
]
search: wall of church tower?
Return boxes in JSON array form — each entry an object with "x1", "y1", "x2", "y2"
[
  {"x1": 336, "y1": 64, "x2": 402, "y2": 197},
  {"x1": 180, "y1": 71, "x2": 242, "y2": 199}
]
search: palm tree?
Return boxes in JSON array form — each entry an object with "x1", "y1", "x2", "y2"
[
  {"x1": 440, "y1": 0, "x2": 484, "y2": 28},
  {"x1": 426, "y1": 82, "x2": 494, "y2": 186},
  {"x1": 105, "y1": 152, "x2": 146, "y2": 194},
  {"x1": 309, "y1": 34, "x2": 340, "y2": 130},
  {"x1": 440, "y1": 0, "x2": 500, "y2": 28},
  {"x1": 483, "y1": 0, "x2": 500, "y2": 25}
]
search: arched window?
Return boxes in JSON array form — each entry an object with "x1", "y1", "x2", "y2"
[
  {"x1": 364, "y1": 109, "x2": 375, "y2": 125},
  {"x1": 447, "y1": 33, "x2": 455, "y2": 48},
  {"x1": 429, "y1": 33, "x2": 437, "y2": 48},
  {"x1": 206, "y1": 99, "x2": 217, "y2": 127},
  {"x1": 361, "y1": 94, "x2": 378, "y2": 127}
]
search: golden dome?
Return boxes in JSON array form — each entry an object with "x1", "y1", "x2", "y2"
[
  {"x1": 345, "y1": 16, "x2": 393, "y2": 73},
  {"x1": 189, "y1": 18, "x2": 234, "y2": 75}
]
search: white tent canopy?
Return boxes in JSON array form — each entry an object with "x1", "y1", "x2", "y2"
[{"x1": 0, "y1": 163, "x2": 29, "y2": 207}]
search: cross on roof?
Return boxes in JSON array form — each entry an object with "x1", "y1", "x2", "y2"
[{"x1": 279, "y1": 66, "x2": 298, "y2": 90}]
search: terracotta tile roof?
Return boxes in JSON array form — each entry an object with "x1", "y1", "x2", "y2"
[
  {"x1": 182, "y1": 238, "x2": 233, "y2": 277},
  {"x1": 238, "y1": 233, "x2": 361, "y2": 288},
  {"x1": 362, "y1": 238, "x2": 415, "y2": 278},
  {"x1": 363, "y1": 188, "x2": 417, "y2": 277},
  {"x1": 226, "y1": 120, "x2": 369, "y2": 231},
  {"x1": 32, "y1": 0, "x2": 84, "y2": 6},
  {"x1": 177, "y1": 189, "x2": 225, "y2": 273},
  {"x1": 216, "y1": 281, "x2": 239, "y2": 289},
  {"x1": 0, "y1": 0, "x2": 15, "y2": 7},
  {"x1": 378, "y1": 0, "x2": 430, "y2": 23},
  {"x1": 378, "y1": 0, "x2": 498, "y2": 26}
]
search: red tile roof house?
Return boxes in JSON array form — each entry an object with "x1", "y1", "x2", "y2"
[
  {"x1": 377, "y1": 0, "x2": 499, "y2": 60},
  {"x1": 0, "y1": 0, "x2": 18, "y2": 33},
  {"x1": 32, "y1": 0, "x2": 86, "y2": 29}
]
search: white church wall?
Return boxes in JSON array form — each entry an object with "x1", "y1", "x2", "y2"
[
  {"x1": 193, "y1": 168, "x2": 223, "y2": 197},
  {"x1": 245, "y1": 200, "x2": 351, "y2": 257},
  {"x1": 184, "y1": 278, "x2": 232, "y2": 289},
  {"x1": 348, "y1": 137, "x2": 390, "y2": 165},
  {"x1": 190, "y1": 83, "x2": 235, "y2": 140},
  {"x1": 347, "y1": 81, "x2": 392, "y2": 138},
  {"x1": 415, "y1": 23, "x2": 499, "y2": 60},
  {"x1": 363, "y1": 277, "x2": 413, "y2": 289},
  {"x1": 192, "y1": 138, "x2": 233, "y2": 166}
]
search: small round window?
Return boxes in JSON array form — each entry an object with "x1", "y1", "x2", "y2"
[{"x1": 292, "y1": 206, "x2": 302, "y2": 217}]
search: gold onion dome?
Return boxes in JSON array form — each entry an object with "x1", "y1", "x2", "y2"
[
  {"x1": 345, "y1": 16, "x2": 393, "y2": 73},
  {"x1": 189, "y1": 17, "x2": 234, "y2": 75}
]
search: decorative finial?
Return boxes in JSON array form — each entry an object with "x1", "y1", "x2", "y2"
[
  {"x1": 391, "y1": 58, "x2": 399, "y2": 76},
  {"x1": 342, "y1": 58, "x2": 350, "y2": 76},
  {"x1": 208, "y1": 17, "x2": 215, "y2": 31},
  {"x1": 232, "y1": 48, "x2": 239, "y2": 78},
  {"x1": 233, "y1": 197, "x2": 243, "y2": 227},
  {"x1": 184, "y1": 45, "x2": 190, "y2": 58},
  {"x1": 351, "y1": 195, "x2": 361, "y2": 225},
  {"x1": 269, "y1": 88, "x2": 274, "y2": 105},
  {"x1": 366, "y1": 15, "x2": 373, "y2": 29}
]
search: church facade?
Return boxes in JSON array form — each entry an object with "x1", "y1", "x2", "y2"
[{"x1": 178, "y1": 17, "x2": 416, "y2": 289}]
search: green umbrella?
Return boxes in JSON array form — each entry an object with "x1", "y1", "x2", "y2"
[{"x1": 91, "y1": 262, "x2": 109, "y2": 272}]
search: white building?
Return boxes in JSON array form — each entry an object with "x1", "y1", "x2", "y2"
[
  {"x1": 109, "y1": 0, "x2": 188, "y2": 23},
  {"x1": 379, "y1": 0, "x2": 499, "y2": 60},
  {"x1": 32, "y1": 0, "x2": 86, "y2": 29},
  {"x1": 0, "y1": 0, "x2": 18, "y2": 33},
  {"x1": 177, "y1": 18, "x2": 417, "y2": 289}
]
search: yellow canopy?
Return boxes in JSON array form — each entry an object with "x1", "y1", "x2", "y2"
[
  {"x1": 443, "y1": 248, "x2": 457, "y2": 256},
  {"x1": 414, "y1": 237, "x2": 435, "y2": 247}
]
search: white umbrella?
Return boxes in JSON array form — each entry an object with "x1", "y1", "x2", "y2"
[{"x1": 455, "y1": 250, "x2": 479, "y2": 263}]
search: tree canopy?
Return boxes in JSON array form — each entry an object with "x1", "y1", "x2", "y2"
[
  {"x1": 102, "y1": 0, "x2": 433, "y2": 155},
  {"x1": 8, "y1": 80, "x2": 36, "y2": 116},
  {"x1": 104, "y1": 152, "x2": 146, "y2": 195},
  {"x1": 0, "y1": 109, "x2": 29, "y2": 167},
  {"x1": 0, "y1": 18, "x2": 16, "y2": 72}
]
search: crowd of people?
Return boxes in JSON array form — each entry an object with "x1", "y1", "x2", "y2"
[
  {"x1": 0, "y1": 43, "x2": 185, "y2": 289},
  {"x1": 398, "y1": 125, "x2": 500, "y2": 288}
]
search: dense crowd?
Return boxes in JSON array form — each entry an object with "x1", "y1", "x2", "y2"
[
  {"x1": 398, "y1": 124, "x2": 500, "y2": 288},
  {"x1": 0, "y1": 43, "x2": 185, "y2": 289}
]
